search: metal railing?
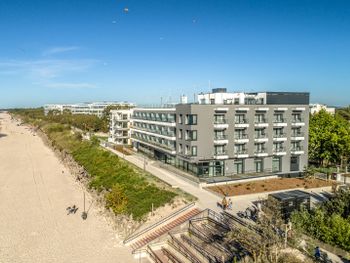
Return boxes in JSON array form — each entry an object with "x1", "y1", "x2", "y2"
[
  {"x1": 273, "y1": 133, "x2": 286, "y2": 138},
  {"x1": 147, "y1": 246, "x2": 163, "y2": 263},
  {"x1": 168, "y1": 233, "x2": 202, "y2": 263},
  {"x1": 254, "y1": 148, "x2": 267, "y2": 154},
  {"x1": 161, "y1": 247, "x2": 183, "y2": 263},
  {"x1": 234, "y1": 134, "x2": 248, "y2": 139},
  {"x1": 254, "y1": 118, "x2": 268, "y2": 124},
  {"x1": 273, "y1": 118, "x2": 287, "y2": 123},
  {"x1": 123, "y1": 202, "x2": 195, "y2": 244},
  {"x1": 214, "y1": 119, "x2": 227, "y2": 124}
]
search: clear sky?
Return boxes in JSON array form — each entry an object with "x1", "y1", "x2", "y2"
[{"x1": 1, "y1": 0, "x2": 350, "y2": 108}]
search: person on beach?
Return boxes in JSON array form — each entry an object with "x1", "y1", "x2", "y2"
[{"x1": 222, "y1": 196, "x2": 228, "y2": 210}]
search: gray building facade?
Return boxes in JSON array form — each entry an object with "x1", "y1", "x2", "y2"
[{"x1": 129, "y1": 90, "x2": 309, "y2": 178}]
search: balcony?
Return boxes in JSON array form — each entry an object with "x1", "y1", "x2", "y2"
[
  {"x1": 234, "y1": 118, "x2": 249, "y2": 128},
  {"x1": 291, "y1": 145, "x2": 304, "y2": 155},
  {"x1": 254, "y1": 133, "x2": 268, "y2": 142},
  {"x1": 273, "y1": 133, "x2": 287, "y2": 141},
  {"x1": 213, "y1": 135, "x2": 229, "y2": 145},
  {"x1": 254, "y1": 118, "x2": 269, "y2": 127},
  {"x1": 233, "y1": 149, "x2": 249, "y2": 158},
  {"x1": 291, "y1": 132, "x2": 305, "y2": 140},
  {"x1": 254, "y1": 148, "x2": 268, "y2": 157},
  {"x1": 131, "y1": 134, "x2": 176, "y2": 154},
  {"x1": 273, "y1": 118, "x2": 287, "y2": 127},
  {"x1": 273, "y1": 147, "x2": 286, "y2": 156},
  {"x1": 291, "y1": 118, "x2": 305, "y2": 126},
  {"x1": 234, "y1": 134, "x2": 249, "y2": 143},
  {"x1": 214, "y1": 119, "x2": 229, "y2": 129},
  {"x1": 214, "y1": 151, "x2": 229, "y2": 159}
]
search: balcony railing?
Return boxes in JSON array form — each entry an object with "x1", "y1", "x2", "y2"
[
  {"x1": 235, "y1": 118, "x2": 249, "y2": 124},
  {"x1": 234, "y1": 134, "x2": 248, "y2": 140},
  {"x1": 214, "y1": 119, "x2": 227, "y2": 124},
  {"x1": 273, "y1": 133, "x2": 287, "y2": 138},
  {"x1": 273, "y1": 147, "x2": 286, "y2": 153},
  {"x1": 254, "y1": 148, "x2": 267, "y2": 154},
  {"x1": 131, "y1": 134, "x2": 175, "y2": 151},
  {"x1": 273, "y1": 118, "x2": 287, "y2": 123},
  {"x1": 291, "y1": 132, "x2": 305, "y2": 137},
  {"x1": 255, "y1": 133, "x2": 268, "y2": 139},
  {"x1": 291, "y1": 146, "x2": 304, "y2": 151},
  {"x1": 214, "y1": 151, "x2": 227, "y2": 156},
  {"x1": 254, "y1": 118, "x2": 268, "y2": 124},
  {"x1": 292, "y1": 118, "x2": 304, "y2": 123},
  {"x1": 234, "y1": 149, "x2": 248, "y2": 155},
  {"x1": 214, "y1": 135, "x2": 228, "y2": 140}
]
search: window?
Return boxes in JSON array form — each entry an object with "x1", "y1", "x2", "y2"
[
  {"x1": 214, "y1": 145, "x2": 226, "y2": 155},
  {"x1": 178, "y1": 114, "x2": 183, "y2": 124},
  {"x1": 255, "y1": 158, "x2": 263, "y2": 173},
  {"x1": 234, "y1": 159, "x2": 244, "y2": 174},
  {"x1": 186, "y1": 114, "x2": 197, "y2": 125},
  {"x1": 186, "y1": 130, "x2": 197, "y2": 141},
  {"x1": 255, "y1": 143, "x2": 265, "y2": 153},
  {"x1": 214, "y1": 114, "x2": 225, "y2": 124},
  {"x1": 234, "y1": 144, "x2": 246, "y2": 154},
  {"x1": 292, "y1": 113, "x2": 302, "y2": 122},
  {"x1": 255, "y1": 128, "x2": 266, "y2": 138},
  {"x1": 292, "y1": 127, "x2": 302, "y2": 136},
  {"x1": 191, "y1": 146, "x2": 197, "y2": 156},
  {"x1": 272, "y1": 157, "x2": 282, "y2": 172},
  {"x1": 178, "y1": 144, "x2": 183, "y2": 154},
  {"x1": 235, "y1": 114, "x2": 247, "y2": 124},
  {"x1": 255, "y1": 113, "x2": 266, "y2": 123},
  {"x1": 210, "y1": 99, "x2": 215, "y2": 104},
  {"x1": 214, "y1": 130, "x2": 226, "y2": 139},
  {"x1": 273, "y1": 128, "x2": 284, "y2": 137},
  {"x1": 185, "y1": 145, "x2": 190, "y2": 155},
  {"x1": 273, "y1": 142, "x2": 284, "y2": 152},
  {"x1": 274, "y1": 112, "x2": 284, "y2": 122},
  {"x1": 178, "y1": 129, "x2": 183, "y2": 139},
  {"x1": 234, "y1": 128, "x2": 247, "y2": 139}
]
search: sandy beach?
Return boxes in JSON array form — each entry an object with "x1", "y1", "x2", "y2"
[{"x1": 0, "y1": 112, "x2": 136, "y2": 263}]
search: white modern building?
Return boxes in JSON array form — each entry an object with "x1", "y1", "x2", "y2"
[
  {"x1": 44, "y1": 102, "x2": 134, "y2": 117},
  {"x1": 108, "y1": 109, "x2": 133, "y2": 145},
  {"x1": 310, "y1": 103, "x2": 335, "y2": 115}
]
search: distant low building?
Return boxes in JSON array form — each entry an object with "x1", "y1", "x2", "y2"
[
  {"x1": 310, "y1": 103, "x2": 335, "y2": 115},
  {"x1": 44, "y1": 102, "x2": 135, "y2": 118}
]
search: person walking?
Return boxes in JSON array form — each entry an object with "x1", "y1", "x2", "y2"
[{"x1": 222, "y1": 196, "x2": 228, "y2": 210}]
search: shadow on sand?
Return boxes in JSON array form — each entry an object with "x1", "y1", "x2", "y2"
[{"x1": 0, "y1": 133, "x2": 8, "y2": 138}]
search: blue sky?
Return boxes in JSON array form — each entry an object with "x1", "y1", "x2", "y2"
[{"x1": 1, "y1": 0, "x2": 350, "y2": 108}]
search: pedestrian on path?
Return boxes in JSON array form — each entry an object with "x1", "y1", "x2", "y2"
[{"x1": 222, "y1": 196, "x2": 228, "y2": 210}]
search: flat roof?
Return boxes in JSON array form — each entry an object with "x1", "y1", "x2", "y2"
[{"x1": 269, "y1": 190, "x2": 310, "y2": 201}]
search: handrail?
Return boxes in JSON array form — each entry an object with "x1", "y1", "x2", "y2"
[
  {"x1": 124, "y1": 202, "x2": 195, "y2": 244},
  {"x1": 161, "y1": 247, "x2": 183, "y2": 263},
  {"x1": 168, "y1": 233, "x2": 202, "y2": 263},
  {"x1": 147, "y1": 246, "x2": 164, "y2": 263},
  {"x1": 181, "y1": 234, "x2": 216, "y2": 263}
]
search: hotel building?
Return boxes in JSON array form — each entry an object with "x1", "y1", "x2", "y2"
[{"x1": 110, "y1": 89, "x2": 310, "y2": 178}]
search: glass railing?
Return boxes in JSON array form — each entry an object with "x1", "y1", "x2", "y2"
[
  {"x1": 291, "y1": 132, "x2": 305, "y2": 137},
  {"x1": 273, "y1": 118, "x2": 286, "y2": 123},
  {"x1": 292, "y1": 118, "x2": 304, "y2": 123},
  {"x1": 214, "y1": 151, "x2": 227, "y2": 156},
  {"x1": 235, "y1": 118, "x2": 249, "y2": 124},
  {"x1": 291, "y1": 146, "x2": 304, "y2": 151},
  {"x1": 273, "y1": 147, "x2": 286, "y2": 153},
  {"x1": 234, "y1": 134, "x2": 248, "y2": 139},
  {"x1": 254, "y1": 148, "x2": 266, "y2": 154},
  {"x1": 255, "y1": 133, "x2": 268, "y2": 139},
  {"x1": 214, "y1": 119, "x2": 227, "y2": 124},
  {"x1": 214, "y1": 135, "x2": 228, "y2": 140},
  {"x1": 273, "y1": 133, "x2": 286, "y2": 138},
  {"x1": 234, "y1": 149, "x2": 248, "y2": 155},
  {"x1": 254, "y1": 118, "x2": 268, "y2": 123}
]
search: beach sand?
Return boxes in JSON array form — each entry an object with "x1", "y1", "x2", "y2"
[{"x1": 0, "y1": 112, "x2": 136, "y2": 263}]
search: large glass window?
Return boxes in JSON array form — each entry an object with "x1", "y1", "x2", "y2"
[
  {"x1": 235, "y1": 114, "x2": 247, "y2": 124},
  {"x1": 191, "y1": 146, "x2": 197, "y2": 156},
  {"x1": 255, "y1": 158, "x2": 263, "y2": 173},
  {"x1": 186, "y1": 114, "x2": 197, "y2": 125},
  {"x1": 214, "y1": 114, "x2": 226, "y2": 124},
  {"x1": 272, "y1": 157, "x2": 282, "y2": 172},
  {"x1": 234, "y1": 159, "x2": 244, "y2": 174},
  {"x1": 185, "y1": 130, "x2": 197, "y2": 141}
]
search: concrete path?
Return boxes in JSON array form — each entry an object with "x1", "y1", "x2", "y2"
[{"x1": 0, "y1": 112, "x2": 136, "y2": 263}]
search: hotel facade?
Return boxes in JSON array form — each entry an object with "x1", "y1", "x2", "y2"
[{"x1": 109, "y1": 89, "x2": 310, "y2": 178}]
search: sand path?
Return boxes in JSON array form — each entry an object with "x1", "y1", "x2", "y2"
[{"x1": 0, "y1": 112, "x2": 136, "y2": 263}]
